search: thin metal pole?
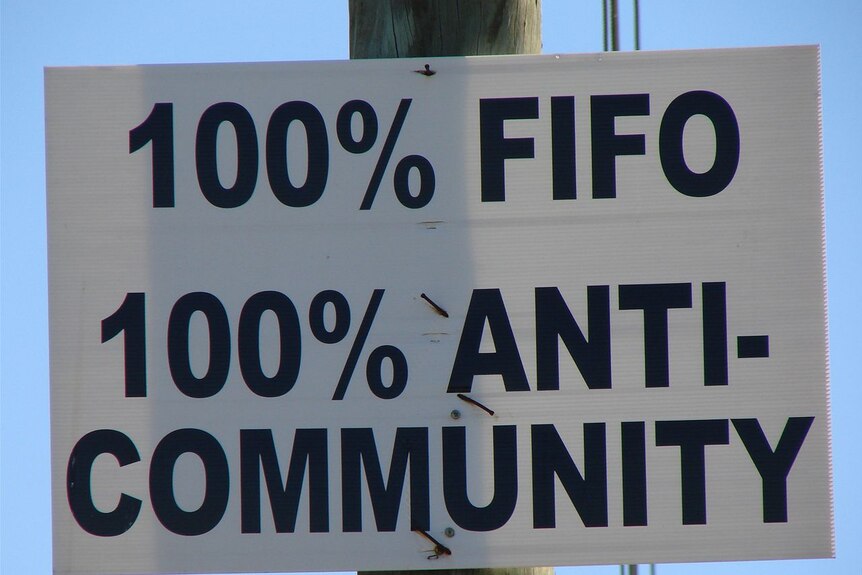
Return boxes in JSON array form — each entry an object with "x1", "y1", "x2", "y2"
[
  {"x1": 602, "y1": 0, "x2": 609, "y2": 51},
  {"x1": 610, "y1": 0, "x2": 619, "y2": 50}
]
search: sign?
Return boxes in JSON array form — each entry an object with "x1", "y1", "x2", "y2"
[{"x1": 47, "y1": 47, "x2": 832, "y2": 574}]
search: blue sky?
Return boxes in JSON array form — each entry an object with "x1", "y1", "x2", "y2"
[{"x1": 2, "y1": 1, "x2": 860, "y2": 574}]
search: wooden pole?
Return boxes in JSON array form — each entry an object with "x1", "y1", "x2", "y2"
[
  {"x1": 349, "y1": 3, "x2": 548, "y2": 575},
  {"x1": 349, "y1": 0, "x2": 541, "y2": 58}
]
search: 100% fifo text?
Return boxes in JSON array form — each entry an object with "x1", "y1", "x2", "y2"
[{"x1": 131, "y1": 100, "x2": 434, "y2": 210}]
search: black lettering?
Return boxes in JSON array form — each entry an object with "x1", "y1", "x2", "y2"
[
  {"x1": 168, "y1": 292, "x2": 231, "y2": 398},
  {"x1": 619, "y1": 283, "x2": 693, "y2": 387},
  {"x1": 551, "y1": 96, "x2": 576, "y2": 200},
  {"x1": 591, "y1": 94, "x2": 649, "y2": 198},
  {"x1": 702, "y1": 282, "x2": 729, "y2": 386},
  {"x1": 737, "y1": 335, "x2": 770, "y2": 358},
  {"x1": 267, "y1": 101, "x2": 329, "y2": 207},
  {"x1": 336, "y1": 100, "x2": 378, "y2": 154},
  {"x1": 240, "y1": 429, "x2": 328, "y2": 533},
  {"x1": 67, "y1": 429, "x2": 141, "y2": 536},
  {"x1": 238, "y1": 291, "x2": 302, "y2": 397},
  {"x1": 621, "y1": 421, "x2": 647, "y2": 526},
  {"x1": 536, "y1": 286, "x2": 611, "y2": 390},
  {"x1": 308, "y1": 290, "x2": 351, "y2": 344},
  {"x1": 655, "y1": 419, "x2": 729, "y2": 525},
  {"x1": 732, "y1": 417, "x2": 814, "y2": 523},
  {"x1": 130, "y1": 103, "x2": 175, "y2": 207},
  {"x1": 150, "y1": 428, "x2": 229, "y2": 536},
  {"x1": 448, "y1": 289, "x2": 529, "y2": 393},
  {"x1": 532, "y1": 423, "x2": 608, "y2": 528},
  {"x1": 101, "y1": 292, "x2": 147, "y2": 397},
  {"x1": 341, "y1": 428, "x2": 429, "y2": 532},
  {"x1": 443, "y1": 425, "x2": 517, "y2": 531},
  {"x1": 480, "y1": 98, "x2": 539, "y2": 201},
  {"x1": 196, "y1": 102, "x2": 258, "y2": 208},
  {"x1": 660, "y1": 90, "x2": 740, "y2": 197}
]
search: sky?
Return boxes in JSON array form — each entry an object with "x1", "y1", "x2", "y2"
[{"x1": 2, "y1": 1, "x2": 860, "y2": 575}]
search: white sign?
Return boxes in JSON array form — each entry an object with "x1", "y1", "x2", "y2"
[{"x1": 47, "y1": 47, "x2": 832, "y2": 574}]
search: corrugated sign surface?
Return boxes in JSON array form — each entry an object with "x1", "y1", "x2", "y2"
[{"x1": 47, "y1": 47, "x2": 832, "y2": 574}]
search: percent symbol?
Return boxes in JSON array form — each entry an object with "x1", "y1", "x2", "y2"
[
  {"x1": 310, "y1": 289, "x2": 408, "y2": 400},
  {"x1": 336, "y1": 99, "x2": 435, "y2": 210}
]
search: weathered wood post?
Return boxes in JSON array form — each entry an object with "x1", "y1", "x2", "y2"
[
  {"x1": 349, "y1": 3, "x2": 550, "y2": 575},
  {"x1": 349, "y1": 0, "x2": 541, "y2": 58}
]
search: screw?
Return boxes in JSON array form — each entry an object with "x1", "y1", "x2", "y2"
[
  {"x1": 450, "y1": 409, "x2": 461, "y2": 420},
  {"x1": 444, "y1": 527, "x2": 455, "y2": 538}
]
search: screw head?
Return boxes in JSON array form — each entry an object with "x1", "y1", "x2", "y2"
[
  {"x1": 450, "y1": 409, "x2": 461, "y2": 420},
  {"x1": 444, "y1": 527, "x2": 455, "y2": 538}
]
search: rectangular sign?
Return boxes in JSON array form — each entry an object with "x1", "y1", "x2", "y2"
[{"x1": 47, "y1": 47, "x2": 832, "y2": 574}]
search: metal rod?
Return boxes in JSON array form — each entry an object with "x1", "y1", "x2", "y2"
[
  {"x1": 610, "y1": 0, "x2": 619, "y2": 50},
  {"x1": 602, "y1": 0, "x2": 609, "y2": 51},
  {"x1": 634, "y1": 0, "x2": 641, "y2": 50}
]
